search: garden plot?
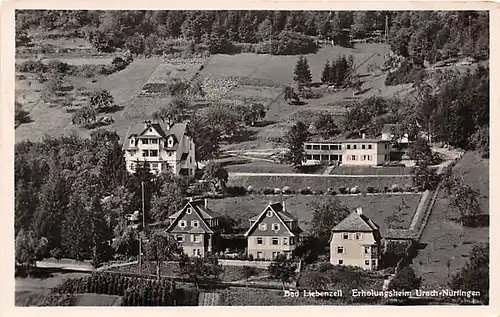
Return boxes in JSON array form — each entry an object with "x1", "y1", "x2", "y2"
[{"x1": 207, "y1": 194, "x2": 421, "y2": 234}]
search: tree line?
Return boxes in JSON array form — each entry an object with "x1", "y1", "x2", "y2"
[{"x1": 16, "y1": 10, "x2": 488, "y2": 62}]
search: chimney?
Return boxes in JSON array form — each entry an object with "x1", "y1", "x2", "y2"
[
  {"x1": 282, "y1": 200, "x2": 286, "y2": 212},
  {"x1": 362, "y1": 133, "x2": 366, "y2": 139},
  {"x1": 204, "y1": 198, "x2": 208, "y2": 208},
  {"x1": 144, "y1": 120, "x2": 151, "y2": 129},
  {"x1": 189, "y1": 197, "x2": 193, "y2": 202},
  {"x1": 356, "y1": 206, "x2": 363, "y2": 215}
]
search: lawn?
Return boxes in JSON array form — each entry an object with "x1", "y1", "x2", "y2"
[
  {"x1": 411, "y1": 151, "x2": 489, "y2": 289},
  {"x1": 207, "y1": 194, "x2": 422, "y2": 235},
  {"x1": 227, "y1": 174, "x2": 413, "y2": 193},
  {"x1": 329, "y1": 165, "x2": 414, "y2": 176}
]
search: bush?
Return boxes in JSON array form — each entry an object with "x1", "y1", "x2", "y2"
[
  {"x1": 225, "y1": 186, "x2": 246, "y2": 197},
  {"x1": 262, "y1": 188, "x2": 274, "y2": 195},
  {"x1": 299, "y1": 187, "x2": 312, "y2": 195},
  {"x1": 366, "y1": 186, "x2": 375, "y2": 193},
  {"x1": 274, "y1": 188, "x2": 282, "y2": 194},
  {"x1": 282, "y1": 186, "x2": 293, "y2": 194},
  {"x1": 246, "y1": 185, "x2": 254, "y2": 194},
  {"x1": 338, "y1": 187, "x2": 347, "y2": 194},
  {"x1": 383, "y1": 186, "x2": 389, "y2": 193},
  {"x1": 385, "y1": 60, "x2": 427, "y2": 86},
  {"x1": 272, "y1": 31, "x2": 318, "y2": 55}
]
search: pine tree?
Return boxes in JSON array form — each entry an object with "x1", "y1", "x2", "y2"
[
  {"x1": 293, "y1": 56, "x2": 312, "y2": 86},
  {"x1": 321, "y1": 60, "x2": 331, "y2": 84},
  {"x1": 285, "y1": 121, "x2": 309, "y2": 168}
]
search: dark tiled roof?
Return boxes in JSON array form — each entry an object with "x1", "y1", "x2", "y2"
[
  {"x1": 122, "y1": 121, "x2": 188, "y2": 150},
  {"x1": 306, "y1": 137, "x2": 389, "y2": 144},
  {"x1": 165, "y1": 199, "x2": 218, "y2": 234},
  {"x1": 245, "y1": 202, "x2": 301, "y2": 237},
  {"x1": 384, "y1": 229, "x2": 416, "y2": 240},
  {"x1": 332, "y1": 210, "x2": 380, "y2": 232}
]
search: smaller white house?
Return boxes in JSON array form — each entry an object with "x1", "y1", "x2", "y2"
[
  {"x1": 381, "y1": 124, "x2": 410, "y2": 144},
  {"x1": 123, "y1": 121, "x2": 196, "y2": 176}
]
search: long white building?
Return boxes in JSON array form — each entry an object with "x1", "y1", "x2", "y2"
[
  {"x1": 303, "y1": 136, "x2": 392, "y2": 166},
  {"x1": 123, "y1": 120, "x2": 196, "y2": 176}
]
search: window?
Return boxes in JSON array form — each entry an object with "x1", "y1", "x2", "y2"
[
  {"x1": 331, "y1": 145, "x2": 339, "y2": 150},
  {"x1": 142, "y1": 150, "x2": 149, "y2": 157},
  {"x1": 267, "y1": 210, "x2": 272, "y2": 217},
  {"x1": 372, "y1": 260, "x2": 377, "y2": 266},
  {"x1": 259, "y1": 223, "x2": 267, "y2": 231},
  {"x1": 321, "y1": 145, "x2": 329, "y2": 150},
  {"x1": 168, "y1": 152, "x2": 173, "y2": 157},
  {"x1": 191, "y1": 220, "x2": 199, "y2": 228},
  {"x1": 189, "y1": 157, "x2": 192, "y2": 163},
  {"x1": 186, "y1": 208, "x2": 192, "y2": 215},
  {"x1": 313, "y1": 154, "x2": 320, "y2": 160},
  {"x1": 365, "y1": 260, "x2": 370, "y2": 265},
  {"x1": 272, "y1": 237, "x2": 279, "y2": 245},
  {"x1": 256, "y1": 237, "x2": 263, "y2": 245},
  {"x1": 150, "y1": 150, "x2": 158, "y2": 157},
  {"x1": 306, "y1": 155, "x2": 312, "y2": 160},
  {"x1": 306, "y1": 144, "x2": 312, "y2": 150},
  {"x1": 193, "y1": 235, "x2": 201, "y2": 243},
  {"x1": 176, "y1": 235, "x2": 184, "y2": 242},
  {"x1": 257, "y1": 252, "x2": 263, "y2": 259},
  {"x1": 347, "y1": 144, "x2": 351, "y2": 149},
  {"x1": 362, "y1": 144, "x2": 366, "y2": 149},
  {"x1": 312, "y1": 145, "x2": 320, "y2": 150},
  {"x1": 272, "y1": 223, "x2": 280, "y2": 231},
  {"x1": 338, "y1": 260, "x2": 344, "y2": 265},
  {"x1": 364, "y1": 246, "x2": 370, "y2": 254},
  {"x1": 272, "y1": 252, "x2": 279, "y2": 259},
  {"x1": 367, "y1": 155, "x2": 372, "y2": 161},
  {"x1": 179, "y1": 220, "x2": 187, "y2": 228},
  {"x1": 368, "y1": 144, "x2": 372, "y2": 149},
  {"x1": 343, "y1": 233, "x2": 349, "y2": 239},
  {"x1": 289, "y1": 237, "x2": 295, "y2": 245},
  {"x1": 361, "y1": 155, "x2": 366, "y2": 161},
  {"x1": 321, "y1": 155, "x2": 329, "y2": 161},
  {"x1": 337, "y1": 246, "x2": 344, "y2": 254},
  {"x1": 151, "y1": 139, "x2": 158, "y2": 144},
  {"x1": 384, "y1": 155, "x2": 388, "y2": 160},
  {"x1": 283, "y1": 237, "x2": 288, "y2": 245},
  {"x1": 151, "y1": 163, "x2": 158, "y2": 170},
  {"x1": 142, "y1": 139, "x2": 149, "y2": 145},
  {"x1": 130, "y1": 139, "x2": 134, "y2": 145},
  {"x1": 351, "y1": 155, "x2": 356, "y2": 161},
  {"x1": 355, "y1": 233, "x2": 361, "y2": 240},
  {"x1": 149, "y1": 128, "x2": 153, "y2": 132}
]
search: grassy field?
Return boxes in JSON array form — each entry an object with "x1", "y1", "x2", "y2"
[
  {"x1": 411, "y1": 151, "x2": 489, "y2": 289},
  {"x1": 329, "y1": 165, "x2": 414, "y2": 175},
  {"x1": 207, "y1": 194, "x2": 422, "y2": 234},
  {"x1": 228, "y1": 174, "x2": 413, "y2": 193},
  {"x1": 15, "y1": 57, "x2": 162, "y2": 143}
]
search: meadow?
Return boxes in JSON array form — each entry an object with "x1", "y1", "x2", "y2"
[
  {"x1": 411, "y1": 151, "x2": 489, "y2": 288},
  {"x1": 207, "y1": 193, "x2": 422, "y2": 234}
]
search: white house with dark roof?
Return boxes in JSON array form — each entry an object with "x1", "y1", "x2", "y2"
[
  {"x1": 244, "y1": 202, "x2": 303, "y2": 260},
  {"x1": 164, "y1": 199, "x2": 221, "y2": 257},
  {"x1": 122, "y1": 120, "x2": 196, "y2": 176},
  {"x1": 303, "y1": 136, "x2": 392, "y2": 166},
  {"x1": 329, "y1": 207, "x2": 382, "y2": 270}
]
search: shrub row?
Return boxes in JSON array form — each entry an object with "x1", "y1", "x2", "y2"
[
  {"x1": 252, "y1": 184, "x2": 419, "y2": 196},
  {"x1": 16, "y1": 54, "x2": 133, "y2": 78},
  {"x1": 50, "y1": 272, "x2": 198, "y2": 306}
]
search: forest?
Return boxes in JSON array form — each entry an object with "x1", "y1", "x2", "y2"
[{"x1": 16, "y1": 10, "x2": 489, "y2": 61}]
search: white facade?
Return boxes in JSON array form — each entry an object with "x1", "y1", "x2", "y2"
[
  {"x1": 123, "y1": 121, "x2": 196, "y2": 176},
  {"x1": 303, "y1": 139, "x2": 391, "y2": 166}
]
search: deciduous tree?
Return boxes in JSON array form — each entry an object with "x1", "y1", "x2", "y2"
[
  {"x1": 310, "y1": 198, "x2": 350, "y2": 242},
  {"x1": 144, "y1": 233, "x2": 183, "y2": 279},
  {"x1": 285, "y1": 121, "x2": 309, "y2": 168}
]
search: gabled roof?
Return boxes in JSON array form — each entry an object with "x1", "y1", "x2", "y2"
[
  {"x1": 331, "y1": 210, "x2": 380, "y2": 232},
  {"x1": 244, "y1": 202, "x2": 300, "y2": 237},
  {"x1": 165, "y1": 200, "x2": 218, "y2": 234},
  {"x1": 122, "y1": 121, "x2": 189, "y2": 150}
]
